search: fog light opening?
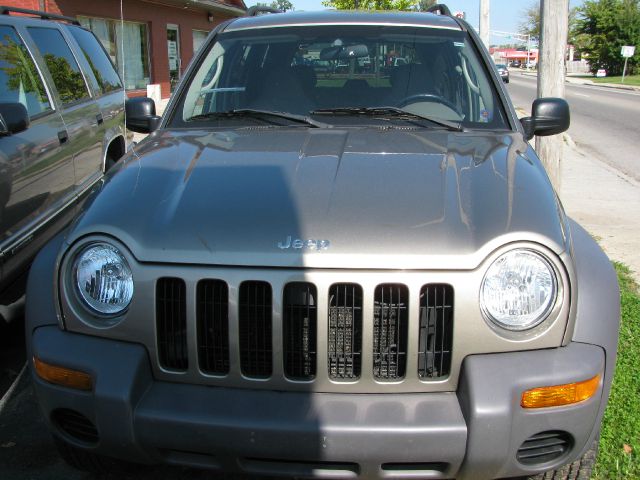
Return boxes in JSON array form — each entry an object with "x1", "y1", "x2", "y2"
[
  {"x1": 521, "y1": 374, "x2": 601, "y2": 409},
  {"x1": 33, "y1": 357, "x2": 93, "y2": 391}
]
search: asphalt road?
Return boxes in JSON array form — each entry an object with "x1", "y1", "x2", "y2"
[{"x1": 506, "y1": 71, "x2": 640, "y2": 181}]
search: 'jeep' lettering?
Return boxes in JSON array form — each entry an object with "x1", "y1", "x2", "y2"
[{"x1": 278, "y1": 236, "x2": 330, "y2": 251}]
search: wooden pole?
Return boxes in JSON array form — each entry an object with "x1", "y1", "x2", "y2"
[
  {"x1": 479, "y1": 0, "x2": 490, "y2": 49},
  {"x1": 536, "y1": 0, "x2": 569, "y2": 192}
]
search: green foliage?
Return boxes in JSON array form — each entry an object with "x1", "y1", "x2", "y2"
[
  {"x1": 593, "y1": 262, "x2": 640, "y2": 478},
  {"x1": 574, "y1": 0, "x2": 640, "y2": 75},
  {"x1": 41, "y1": 54, "x2": 87, "y2": 104},
  {"x1": 0, "y1": 33, "x2": 47, "y2": 102},
  {"x1": 321, "y1": 0, "x2": 417, "y2": 11},
  {"x1": 416, "y1": 0, "x2": 437, "y2": 12},
  {"x1": 256, "y1": 0, "x2": 294, "y2": 11}
]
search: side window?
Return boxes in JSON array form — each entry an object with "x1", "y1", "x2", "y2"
[
  {"x1": 68, "y1": 26, "x2": 122, "y2": 95},
  {"x1": 0, "y1": 25, "x2": 51, "y2": 117},
  {"x1": 28, "y1": 27, "x2": 90, "y2": 105}
]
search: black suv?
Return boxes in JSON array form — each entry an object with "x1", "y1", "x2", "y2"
[{"x1": 0, "y1": 6, "x2": 125, "y2": 321}]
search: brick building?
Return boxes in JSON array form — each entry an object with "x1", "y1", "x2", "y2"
[{"x1": 5, "y1": 0, "x2": 246, "y2": 98}]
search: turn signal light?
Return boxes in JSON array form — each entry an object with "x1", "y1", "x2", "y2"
[
  {"x1": 521, "y1": 374, "x2": 600, "y2": 408},
  {"x1": 33, "y1": 357, "x2": 93, "y2": 391}
]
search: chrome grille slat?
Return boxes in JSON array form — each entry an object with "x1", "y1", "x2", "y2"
[
  {"x1": 373, "y1": 284, "x2": 408, "y2": 380},
  {"x1": 328, "y1": 283, "x2": 363, "y2": 380},
  {"x1": 197, "y1": 280, "x2": 230, "y2": 375},
  {"x1": 283, "y1": 283, "x2": 317, "y2": 380},
  {"x1": 156, "y1": 277, "x2": 188, "y2": 371},
  {"x1": 418, "y1": 284, "x2": 454, "y2": 379},
  {"x1": 239, "y1": 281, "x2": 272, "y2": 378}
]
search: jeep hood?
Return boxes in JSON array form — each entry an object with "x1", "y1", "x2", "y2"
[{"x1": 69, "y1": 128, "x2": 568, "y2": 269}]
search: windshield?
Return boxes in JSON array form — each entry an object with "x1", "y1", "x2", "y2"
[{"x1": 173, "y1": 25, "x2": 508, "y2": 129}]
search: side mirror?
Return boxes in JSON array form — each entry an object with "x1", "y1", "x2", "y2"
[
  {"x1": 520, "y1": 98, "x2": 570, "y2": 140},
  {"x1": 0, "y1": 102, "x2": 29, "y2": 136},
  {"x1": 126, "y1": 97, "x2": 162, "y2": 134}
]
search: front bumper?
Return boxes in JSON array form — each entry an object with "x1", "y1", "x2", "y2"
[{"x1": 31, "y1": 326, "x2": 604, "y2": 480}]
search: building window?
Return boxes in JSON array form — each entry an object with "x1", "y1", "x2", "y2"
[
  {"x1": 79, "y1": 16, "x2": 150, "y2": 90},
  {"x1": 193, "y1": 30, "x2": 209, "y2": 54}
]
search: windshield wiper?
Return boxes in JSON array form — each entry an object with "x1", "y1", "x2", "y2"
[
  {"x1": 311, "y1": 107, "x2": 464, "y2": 132},
  {"x1": 188, "y1": 109, "x2": 330, "y2": 128}
]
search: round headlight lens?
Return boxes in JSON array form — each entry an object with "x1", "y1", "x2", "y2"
[
  {"x1": 74, "y1": 243, "x2": 134, "y2": 315},
  {"x1": 481, "y1": 249, "x2": 557, "y2": 331}
]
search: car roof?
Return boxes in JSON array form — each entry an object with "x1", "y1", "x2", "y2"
[{"x1": 224, "y1": 10, "x2": 463, "y2": 33}]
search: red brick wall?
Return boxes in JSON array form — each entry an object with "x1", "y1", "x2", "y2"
[{"x1": 4, "y1": 0, "x2": 241, "y2": 98}]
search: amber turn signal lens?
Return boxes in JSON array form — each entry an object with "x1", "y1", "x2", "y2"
[
  {"x1": 521, "y1": 374, "x2": 601, "y2": 408},
  {"x1": 33, "y1": 357, "x2": 93, "y2": 391}
]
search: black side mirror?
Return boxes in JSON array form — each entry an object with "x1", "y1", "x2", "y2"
[
  {"x1": 126, "y1": 97, "x2": 162, "y2": 134},
  {"x1": 0, "y1": 102, "x2": 29, "y2": 136},
  {"x1": 520, "y1": 98, "x2": 570, "y2": 140}
]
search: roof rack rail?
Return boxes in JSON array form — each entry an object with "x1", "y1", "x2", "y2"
[
  {"x1": 245, "y1": 6, "x2": 283, "y2": 17},
  {"x1": 0, "y1": 5, "x2": 80, "y2": 25},
  {"x1": 426, "y1": 4, "x2": 452, "y2": 16}
]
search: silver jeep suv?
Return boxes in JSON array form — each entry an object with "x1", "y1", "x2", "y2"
[
  {"x1": 0, "y1": 6, "x2": 125, "y2": 322},
  {"x1": 26, "y1": 7, "x2": 619, "y2": 480}
]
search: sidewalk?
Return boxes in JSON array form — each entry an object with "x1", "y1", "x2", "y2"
[
  {"x1": 517, "y1": 70, "x2": 640, "y2": 92},
  {"x1": 560, "y1": 137, "x2": 640, "y2": 283}
]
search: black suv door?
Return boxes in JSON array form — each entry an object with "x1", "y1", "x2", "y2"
[
  {"x1": 27, "y1": 26, "x2": 102, "y2": 197},
  {"x1": 0, "y1": 25, "x2": 73, "y2": 259}
]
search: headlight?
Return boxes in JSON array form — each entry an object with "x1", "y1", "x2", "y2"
[
  {"x1": 480, "y1": 249, "x2": 557, "y2": 331},
  {"x1": 73, "y1": 243, "x2": 134, "y2": 316}
]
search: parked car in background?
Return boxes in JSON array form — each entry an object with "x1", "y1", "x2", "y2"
[
  {"x1": 510, "y1": 59, "x2": 522, "y2": 68},
  {"x1": 27, "y1": 6, "x2": 619, "y2": 480},
  {"x1": 495, "y1": 63, "x2": 509, "y2": 83},
  {"x1": 0, "y1": 6, "x2": 125, "y2": 323}
]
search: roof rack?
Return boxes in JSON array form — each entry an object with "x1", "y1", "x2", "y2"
[
  {"x1": 0, "y1": 5, "x2": 80, "y2": 25},
  {"x1": 426, "y1": 4, "x2": 452, "y2": 16},
  {"x1": 245, "y1": 6, "x2": 283, "y2": 17}
]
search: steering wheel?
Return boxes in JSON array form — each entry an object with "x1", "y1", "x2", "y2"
[{"x1": 397, "y1": 93, "x2": 462, "y2": 117}]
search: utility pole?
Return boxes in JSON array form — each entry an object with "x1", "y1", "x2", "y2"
[
  {"x1": 479, "y1": 0, "x2": 490, "y2": 49},
  {"x1": 536, "y1": 0, "x2": 569, "y2": 192}
]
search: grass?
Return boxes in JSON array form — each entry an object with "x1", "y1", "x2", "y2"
[
  {"x1": 593, "y1": 263, "x2": 640, "y2": 479},
  {"x1": 592, "y1": 75, "x2": 640, "y2": 86}
]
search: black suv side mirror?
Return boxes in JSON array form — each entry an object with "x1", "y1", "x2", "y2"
[
  {"x1": 0, "y1": 102, "x2": 29, "y2": 136},
  {"x1": 126, "y1": 97, "x2": 162, "y2": 134},
  {"x1": 520, "y1": 98, "x2": 570, "y2": 141}
]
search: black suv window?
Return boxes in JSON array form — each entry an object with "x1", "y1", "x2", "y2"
[
  {"x1": 28, "y1": 27, "x2": 90, "y2": 105},
  {"x1": 0, "y1": 25, "x2": 52, "y2": 118},
  {"x1": 68, "y1": 25, "x2": 122, "y2": 95}
]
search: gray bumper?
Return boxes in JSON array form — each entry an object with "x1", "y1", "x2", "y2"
[{"x1": 31, "y1": 326, "x2": 605, "y2": 480}]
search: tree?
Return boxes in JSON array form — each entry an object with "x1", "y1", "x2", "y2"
[
  {"x1": 519, "y1": 1, "x2": 581, "y2": 45},
  {"x1": 574, "y1": 0, "x2": 640, "y2": 75},
  {"x1": 256, "y1": 0, "x2": 294, "y2": 12},
  {"x1": 321, "y1": 0, "x2": 417, "y2": 11},
  {"x1": 416, "y1": 0, "x2": 437, "y2": 11}
]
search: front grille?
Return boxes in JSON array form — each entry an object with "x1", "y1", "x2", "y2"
[
  {"x1": 517, "y1": 431, "x2": 573, "y2": 465},
  {"x1": 283, "y1": 283, "x2": 317, "y2": 380},
  {"x1": 152, "y1": 276, "x2": 456, "y2": 389},
  {"x1": 328, "y1": 283, "x2": 363, "y2": 380},
  {"x1": 373, "y1": 284, "x2": 408, "y2": 380},
  {"x1": 239, "y1": 281, "x2": 273, "y2": 378},
  {"x1": 52, "y1": 409, "x2": 99, "y2": 444},
  {"x1": 418, "y1": 284, "x2": 454, "y2": 379},
  {"x1": 197, "y1": 280, "x2": 229, "y2": 375},
  {"x1": 156, "y1": 278, "x2": 188, "y2": 371}
]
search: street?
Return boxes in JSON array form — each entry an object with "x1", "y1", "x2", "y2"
[{"x1": 507, "y1": 71, "x2": 640, "y2": 182}]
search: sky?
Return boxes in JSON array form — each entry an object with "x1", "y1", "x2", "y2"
[{"x1": 246, "y1": 0, "x2": 585, "y2": 45}]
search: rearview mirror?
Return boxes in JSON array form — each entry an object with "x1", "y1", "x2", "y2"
[
  {"x1": 520, "y1": 98, "x2": 570, "y2": 140},
  {"x1": 338, "y1": 44, "x2": 369, "y2": 59},
  {"x1": 126, "y1": 97, "x2": 162, "y2": 134},
  {"x1": 0, "y1": 102, "x2": 29, "y2": 136}
]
